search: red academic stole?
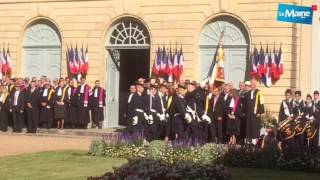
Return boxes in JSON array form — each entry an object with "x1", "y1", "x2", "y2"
[
  {"x1": 84, "y1": 85, "x2": 90, "y2": 107},
  {"x1": 231, "y1": 97, "x2": 239, "y2": 113},
  {"x1": 98, "y1": 87, "x2": 105, "y2": 107}
]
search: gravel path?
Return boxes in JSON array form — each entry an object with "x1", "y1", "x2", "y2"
[{"x1": 0, "y1": 134, "x2": 92, "y2": 157}]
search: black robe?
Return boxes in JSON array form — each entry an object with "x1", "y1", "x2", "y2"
[
  {"x1": 39, "y1": 88, "x2": 54, "y2": 128},
  {"x1": 66, "y1": 86, "x2": 78, "y2": 124},
  {"x1": 76, "y1": 84, "x2": 90, "y2": 126},
  {"x1": 53, "y1": 86, "x2": 68, "y2": 119},
  {"x1": 89, "y1": 87, "x2": 106, "y2": 125},
  {"x1": 0, "y1": 93, "x2": 10, "y2": 131},
  {"x1": 25, "y1": 87, "x2": 41, "y2": 133},
  {"x1": 226, "y1": 97, "x2": 242, "y2": 136},
  {"x1": 244, "y1": 89, "x2": 265, "y2": 139}
]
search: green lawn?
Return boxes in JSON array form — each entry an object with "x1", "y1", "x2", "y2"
[
  {"x1": 0, "y1": 151, "x2": 126, "y2": 180},
  {"x1": 0, "y1": 151, "x2": 319, "y2": 180}
]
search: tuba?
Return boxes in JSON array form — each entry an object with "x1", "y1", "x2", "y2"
[{"x1": 278, "y1": 117, "x2": 295, "y2": 141}]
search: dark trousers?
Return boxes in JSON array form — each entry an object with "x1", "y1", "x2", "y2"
[
  {"x1": 91, "y1": 107, "x2": 104, "y2": 126},
  {"x1": 173, "y1": 116, "x2": 185, "y2": 139},
  {"x1": 26, "y1": 107, "x2": 39, "y2": 133},
  {"x1": 12, "y1": 107, "x2": 24, "y2": 132},
  {"x1": 215, "y1": 120, "x2": 223, "y2": 143},
  {"x1": 295, "y1": 134, "x2": 306, "y2": 149},
  {"x1": 208, "y1": 122, "x2": 216, "y2": 142}
]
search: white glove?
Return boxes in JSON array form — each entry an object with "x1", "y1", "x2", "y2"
[
  {"x1": 157, "y1": 113, "x2": 166, "y2": 121},
  {"x1": 185, "y1": 113, "x2": 192, "y2": 123},
  {"x1": 165, "y1": 113, "x2": 169, "y2": 118},
  {"x1": 132, "y1": 116, "x2": 138, "y2": 125},
  {"x1": 200, "y1": 78, "x2": 209, "y2": 88},
  {"x1": 148, "y1": 115, "x2": 153, "y2": 121},
  {"x1": 148, "y1": 119, "x2": 154, "y2": 125},
  {"x1": 143, "y1": 113, "x2": 148, "y2": 120},
  {"x1": 202, "y1": 114, "x2": 211, "y2": 124}
]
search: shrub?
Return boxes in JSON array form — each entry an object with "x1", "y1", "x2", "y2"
[
  {"x1": 88, "y1": 158, "x2": 231, "y2": 180},
  {"x1": 88, "y1": 139, "x2": 106, "y2": 156},
  {"x1": 145, "y1": 140, "x2": 166, "y2": 160}
]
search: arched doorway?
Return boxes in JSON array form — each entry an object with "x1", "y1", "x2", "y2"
[
  {"x1": 105, "y1": 18, "x2": 150, "y2": 128},
  {"x1": 198, "y1": 17, "x2": 249, "y2": 86},
  {"x1": 23, "y1": 22, "x2": 61, "y2": 79}
]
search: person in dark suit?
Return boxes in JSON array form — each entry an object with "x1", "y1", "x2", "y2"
[
  {"x1": 9, "y1": 82, "x2": 26, "y2": 133},
  {"x1": 222, "y1": 83, "x2": 232, "y2": 143},
  {"x1": 25, "y1": 80, "x2": 41, "y2": 133},
  {"x1": 0, "y1": 85, "x2": 10, "y2": 132},
  {"x1": 243, "y1": 79, "x2": 265, "y2": 145},
  {"x1": 90, "y1": 80, "x2": 106, "y2": 129},
  {"x1": 207, "y1": 85, "x2": 224, "y2": 143}
]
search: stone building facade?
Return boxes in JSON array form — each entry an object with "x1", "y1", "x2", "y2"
[{"x1": 0, "y1": 0, "x2": 318, "y2": 127}]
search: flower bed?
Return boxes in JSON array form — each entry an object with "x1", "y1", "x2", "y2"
[
  {"x1": 88, "y1": 158, "x2": 231, "y2": 180},
  {"x1": 88, "y1": 132, "x2": 320, "y2": 173}
]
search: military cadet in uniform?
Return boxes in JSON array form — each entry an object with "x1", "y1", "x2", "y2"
[
  {"x1": 311, "y1": 91, "x2": 320, "y2": 148},
  {"x1": 173, "y1": 84, "x2": 190, "y2": 139},
  {"x1": 278, "y1": 89, "x2": 295, "y2": 149},
  {"x1": 90, "y1": 80, "x2": 106, "y2": 129},
  {"x1": 144, "y1": 84, "x2": 162, "y2": 141},
  {"x1": 293, "y1": 90, "x2": 305, "y2": 148},
  {"x1": 129, "y1": 82, "x2": 147, "y2": 134},
  {"x1": 185, "y1": 81, "x2": 203, "y2": 141}
]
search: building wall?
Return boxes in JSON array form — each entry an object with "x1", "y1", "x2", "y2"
[{"x1": 0, "y1": 0, "x2": 304, "y2": 114}]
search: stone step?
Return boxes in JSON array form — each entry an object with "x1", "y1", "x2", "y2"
[{"x1": 0, "y1": 127, "x2": 125, "y2": 139}]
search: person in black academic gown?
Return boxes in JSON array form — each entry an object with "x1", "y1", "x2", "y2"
[
  {"x1": 226, "y1": 89, "x2": 242, "y2": 145},
  {"x1": 25, "y1": 80, "x2": 41, "y2": 133},
  {"x1": 243, "y1": 79, "x2": 265, "y2": 144},
  {"x1": 39, "y1": 81, "x2": 55, "y2": 129},
  {"x1": 54, "y1": 79, "x2": 68, "y2": 129},
  {"x1": 90, "y1": 80, "x2": 106, "y2": 129},
  {"x1": 75, "y1": 77, "x2": 91, "y2": 129},
  {"x1": 9, "y1": 82, "x2": 26, "y2": 133},
  {"x1": 0, "y1": 85, "x2": 10, "y2": 132},
  {"x1": 66, "y1": 79, "x2": 78, "y2": 128}
]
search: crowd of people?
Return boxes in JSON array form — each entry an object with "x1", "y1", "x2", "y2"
[
  {"x1": 0, "y1": 75, "x2": 319, "y2": 150},
  {"x1": 0, "y1": 76, "x2": 106, "y2": 133},
  {"x1": 124, "y1": 77, "x2": 319, "y2": 150}
]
